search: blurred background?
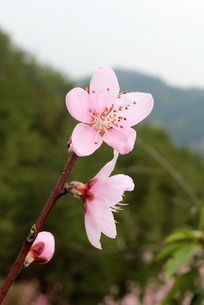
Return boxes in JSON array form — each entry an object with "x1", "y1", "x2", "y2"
[{"x1": 0, "y1": 1, "x2": 204, "y2": 304}]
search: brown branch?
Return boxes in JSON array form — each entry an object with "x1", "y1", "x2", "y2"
[{"x1": 0, "y1": 152, "x2": 78, "y2": 304}]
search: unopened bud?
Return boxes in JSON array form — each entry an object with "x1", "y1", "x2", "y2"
[{"x1": 24, "y1": 231, "x2": 55, "y2": 267}]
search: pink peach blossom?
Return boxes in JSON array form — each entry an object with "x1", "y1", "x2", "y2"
[
  {"x1": 66, "y1": 66, "x2": 154, "y2": 156},
  {"x1": 24, "y1": 231, "x2": 55, "y2": 267},
  {"x1": 69, "y1": 151, "x2": 134, "y2": 249}
]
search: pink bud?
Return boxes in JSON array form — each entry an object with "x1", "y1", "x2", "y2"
[{"x1": 24, "y1": 231, "x2": 55, "y2": 267}]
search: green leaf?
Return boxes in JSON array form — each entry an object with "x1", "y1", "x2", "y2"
[
  {"x1": 162, "y1": 269, "x2": 197, "y2": 305},
  {"x1": 157, "y1": 243, "x2": 188, "y2": 261},
  {"x1": 165, "y1": 229, "x2": 204, "y2": 244},
  {"x1": 165, "y1": 244, "x2": 201, "y2": 278},
  {"x1": 190, "y1": 289, "x2": 204, "y2": 305}
]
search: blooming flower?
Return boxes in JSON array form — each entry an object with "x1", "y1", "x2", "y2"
[
  {"x1": 66, "y1": 66, "x2": 154, "y2": 156},
  {"x1": 66, "y1": 151, "x2": 134, "y2": 249},
  {"x1": 24, "y1": 231, "x2": 55, "y2": 267}
]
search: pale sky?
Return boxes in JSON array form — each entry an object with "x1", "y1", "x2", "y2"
[{"x1": 0, "y1": 0, "x2": 204, "y2": 88}]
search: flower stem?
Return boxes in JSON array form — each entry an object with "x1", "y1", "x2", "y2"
[{"x1": 0, "y1": 152, "x2": 78, "y2": 304}]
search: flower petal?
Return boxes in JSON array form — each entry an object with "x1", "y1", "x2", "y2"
[
  {"x1": 91, "y1": 91, "x2": 116, "y2": 114},
  {"x1": 92, "y1": 174, "x2": 134, "y2": 207},
  {"x1": 89, "y1": 66, "x2": 119, "y2": 112},
  {"x1": 86, "y1": 200, "x2": 116, "y2": 239},
  {"x1": 103, "y1": 127, "x2": 136, "y2": 154},
  {"x1": 98, "y1": 205, "x2": 116, "y2": 239},
  {"x1": 115, "y1": 92, "x2": 154, "y2": 127},
  {"x1": 95, "y1": 150, "x2": 119, "y2": 179},
  {"x1": 72, "y1": 123, "x2": 103, "y2": 156},
  {"x1": 34, "y1": 232, "x2": 55, "y2": 262},
  {"x1": 66, "y1": 88, "x2": 92, "y2": 123},
  {"x1": 90, "y1": 66, "x2": 120, "y2": 97},
  {"x1": 85, "y1": 208, "x2": 102, "y2": 249}
]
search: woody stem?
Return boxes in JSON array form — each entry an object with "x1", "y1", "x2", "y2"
[{"x1": 0, "y1": 152, "x2": 78, "y2": 304}]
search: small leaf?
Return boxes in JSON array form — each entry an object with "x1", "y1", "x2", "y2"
[
  {"x1": 166, "y1": 244, "x2": 200, "y2": 278},
  {"x1": 190, "y1": 289, "x2": 204, "y2": 305},
  {"x1": 165, "y1": 229, "x2": 204, "y2": 244},
  {"x1": 165, "y1": 244, "x2": 201, "y2": 278},
  {"x1": 157, "y1": 243, "x2": 187, "y2": 261},
  {"x1": 162, "y1": 269, "x2": 197, "y2": 305}
]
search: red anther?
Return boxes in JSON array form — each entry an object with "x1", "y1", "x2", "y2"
[
  {"x1": 122, "y1": 92, "x2": 127, "y2": 94},
  {"x1": 105, "y1": 107, "x2": 108, "y2": 111},
  {"x1": 85, "y1": 86, "x2": 89, "y2": 92},
  {"x1": 107, "y1": 88, "x2": 110, "y2": 91},
  {"x1": 124, "y1": 117, "x2": 127, "y2": 120},
  {"x1": 115, "y1": 124, "x2": 118, "y2": 127},
  {"x1": 120, "y1": 125, "x2": 123, "y2": 128},
  {"x1": 117, "y1": 94, "x2": 121, "y2": 98},
  {"x1": 113, "y1": 110, "x2": 116, "y2": 112},
  {"x1": 92, "y1": 90, "x2": 95, "y2": 93},
  {"x1": 94, "y1": 141, "x2": 98, "y2": 144}
]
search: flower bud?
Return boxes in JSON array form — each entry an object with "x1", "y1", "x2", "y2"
[{"x1": 24, "y1": 231, "x2": 55, "y2": 267}]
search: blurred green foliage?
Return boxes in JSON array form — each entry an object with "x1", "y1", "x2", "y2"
[{"x1": 1, "y1": 30, "x2": 204, "y2": 304}]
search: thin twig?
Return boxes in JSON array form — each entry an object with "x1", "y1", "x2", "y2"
[{"x1": 0, "y1": 152, "x2": 78, "y2": 304}]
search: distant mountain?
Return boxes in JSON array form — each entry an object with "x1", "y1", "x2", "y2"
[{"x1": 78, "y1": 69, "x2": 204, "y2": 155}]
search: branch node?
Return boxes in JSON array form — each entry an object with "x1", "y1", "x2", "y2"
[{"x1": 26, "y1": 224, "x2": 37, "y2": 243}]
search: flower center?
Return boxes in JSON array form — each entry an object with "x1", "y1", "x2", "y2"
[{"x1": 89, "y1": 105, "x2": 127, "y2": 136}]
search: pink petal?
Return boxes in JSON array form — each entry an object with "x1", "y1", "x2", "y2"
[
  {"x1": 90, "y1": 66, "x2": 119, "y2": 96},
  {"x1": 66, "y1": 88, "x2": 92, "y2": 123},
  {"x1": 89, "y1": 67, "x2": 119, "y2": 112},
  {"x1": 115, "y1": 92, "x2": 154, "y2": 127},
  {"x1": 97, "y1": 205, "x2": 116, "y2": 239},
  {"x1": 72, "y1": 123, "x2": 103, "y2": 156},
  {"x1": 95, "y1": 150, "x2": 119, "y2": 179},
  {"x1": 86, "y1": 199, "x2": 116, "y2": 239},
  {"x1": 103, "y1": 127, "x2": 136, "y2": 154},
  {"x1": 91, "y1": 174, "x2": 134, "y2": 207},
  {"x1": 91, "y1": 91, "x2": 116, "y2": 114},
  {"x1": 85, "y1": 209, "x2": 102, "y2": 249},
  {"x1": 34, "y1": 232, "x2": 55, "y2": 262}
]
